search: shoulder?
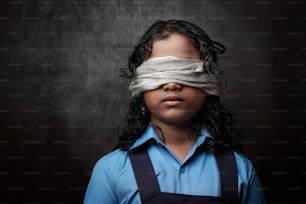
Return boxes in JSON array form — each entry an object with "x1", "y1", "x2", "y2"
[
  {"x1": 84, "y1": 149, "x2": 136, "y2": 203},
  {"x1": 232, "y1": 151, "x2": 267, "y2": 203},
  {"x1": 233, "y1": 151, "x2": 254, "y2": 170},
  {"x1": 91, "y1": 149, "x2": 130, "y2": 176},
  {"x1": 233, "y1": 151, "x2": 258, "y2": 184}
]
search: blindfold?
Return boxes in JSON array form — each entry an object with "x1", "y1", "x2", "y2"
[{"x1": 129, "y1": 56, "x2": 220, "y2": 97}]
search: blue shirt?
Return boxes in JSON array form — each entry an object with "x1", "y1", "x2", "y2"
[{"x1": 84, "y1": 124, "x2": 266, "y2": 204}]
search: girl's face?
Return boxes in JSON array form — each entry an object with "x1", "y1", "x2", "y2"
[{"x1": 144, "y1": 32, "x2": 207, "y2": 127}]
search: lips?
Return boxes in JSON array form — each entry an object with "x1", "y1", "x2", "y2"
[
  {"x1": 161, "y1": 96, "x2": 184, "y2": 106},
  {"x1": 162, "y1": 96, "x2": 184, "y2": 102}
]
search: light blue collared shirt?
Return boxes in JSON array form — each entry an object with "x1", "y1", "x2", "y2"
[{"x1": 84, "y1": 124, "x2": 266, "y2": 204}]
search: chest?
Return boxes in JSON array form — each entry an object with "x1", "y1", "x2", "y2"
[
  {"x1": 114, "y1": 147, "x2": 238, "y2": 204},
  {"x1": 119, "y1": 147, "x2": 222, "y2": 196},
  {"x1": 149, "y1": 149, "x2": 221, "y2": 195}
]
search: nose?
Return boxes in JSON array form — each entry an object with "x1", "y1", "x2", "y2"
[{"x1": 162, "y1": 82, "x2": 182, "y2": 91}]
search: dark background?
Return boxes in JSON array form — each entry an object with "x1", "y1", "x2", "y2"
[{"x1": 1, "y1": 0, "x2": 306, "y2": 203}]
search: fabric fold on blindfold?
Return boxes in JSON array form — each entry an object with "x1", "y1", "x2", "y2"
[{"x1": 129, "y1": 56, "x2": 220, "y2": 97}]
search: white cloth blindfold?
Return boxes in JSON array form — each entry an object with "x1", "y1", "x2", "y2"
[{"x1": 129, "y1": 56, "x2": 220, "y2": 97}]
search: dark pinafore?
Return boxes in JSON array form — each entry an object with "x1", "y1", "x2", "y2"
[{"x1": 129, "y1": 143, "x2": 238, "y2": 204}]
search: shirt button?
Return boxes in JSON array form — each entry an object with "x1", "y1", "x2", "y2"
[{"x1": 180, "y1": 168, "x2": 185, "y2": 173}]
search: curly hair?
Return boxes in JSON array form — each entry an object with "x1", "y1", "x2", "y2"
[{"x1": 115, "y1": 19, "x2": 242, "y2": 151}]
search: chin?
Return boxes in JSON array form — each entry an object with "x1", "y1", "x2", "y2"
[
  {"x1": 150, "y1": 108, "x2": 198, "y2": 125},
  {"x1": 161, "y1": 114, "x2": 196, "y2": 125}
]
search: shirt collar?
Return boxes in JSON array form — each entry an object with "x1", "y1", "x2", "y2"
[{"x1": 130, "y1": 123, "x2": 213, "y2": 150}]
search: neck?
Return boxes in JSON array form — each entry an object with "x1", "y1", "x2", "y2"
[
  {"x1": 151, "y1": 120, "x2": 198, "y2": 162},
  {"x1": 151, "y1": 121, "x2": 196, "y2": 146}
]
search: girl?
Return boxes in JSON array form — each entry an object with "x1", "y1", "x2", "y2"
[{"x1": 84, "y1": 19, "x2": 266, "y2": 204}]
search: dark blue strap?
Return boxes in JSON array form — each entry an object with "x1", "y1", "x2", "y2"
[
  {"x1": 128, "y1": 149, "x2": 160, "y2": 195},
  {"x1": 214, "y1": 150, "x2": 238, "y2": 201}
]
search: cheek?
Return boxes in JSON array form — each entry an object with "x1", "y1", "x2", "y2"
[
  {"x1": 191, "y1": 91, "x2": 207, "y2": 109},
  {"x1": 143, "y1": 91, "x2": 157, "y2": 109}
]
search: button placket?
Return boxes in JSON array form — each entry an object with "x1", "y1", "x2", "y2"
[{"x1": 180, "y1": 168, "x2": 185, "y2": 174}]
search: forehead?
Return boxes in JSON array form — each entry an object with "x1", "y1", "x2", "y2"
[{"x1": 150, "y1": 32, "x2": 200, "y2": 59}]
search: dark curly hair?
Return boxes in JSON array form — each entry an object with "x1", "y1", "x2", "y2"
[{"x1": 115, "y1": 19, "x2": 242, "y2": 151}]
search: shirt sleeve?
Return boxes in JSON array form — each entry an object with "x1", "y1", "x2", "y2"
[
  {"x1": 242, "y1": 165, "x2": 267, "y2": 204},
  {"x1": 236, "y1": 152, "x2": 267, "y2": 204},
  {"x1": 83, "y1": 158, "x2": 117, "y2": 204}
]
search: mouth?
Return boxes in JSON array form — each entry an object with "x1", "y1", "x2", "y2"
[{"x1": 161, "y1": 96, "x2": 184, "y2": 106}]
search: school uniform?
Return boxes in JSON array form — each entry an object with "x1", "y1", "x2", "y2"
[{"x1": 84, "y1": 124, "x2": 266, "y2": 204}]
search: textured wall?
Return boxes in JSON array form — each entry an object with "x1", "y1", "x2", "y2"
[{"x1": 1, "y1": 0, "x2": 306, "y2": 203}]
